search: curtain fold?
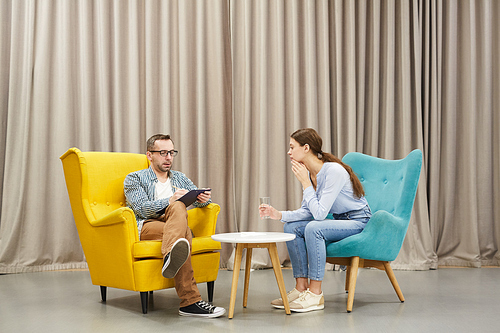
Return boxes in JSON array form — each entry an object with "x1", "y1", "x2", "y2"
[
  {"x1": 424, "y1": 0, "x2": 500, "y2": 267},
  {"x1": 0, "y1": 0, "x2": 498, "y2": 273},
  {"x1": 326, "y1": 0, "x2": 436, "y2": 270},
  {"x1": 0, "y1": 0, "x2": 233, "y2": 273},
  {"x1": 230, "y1": 0, "x2": 332, "y2": 267}
]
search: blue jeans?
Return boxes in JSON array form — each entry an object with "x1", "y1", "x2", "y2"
[{"x1": 284, "y1": 206, "x2": 371, "y2": 281}]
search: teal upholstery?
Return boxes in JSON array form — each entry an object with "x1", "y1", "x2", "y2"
[
  {"x1": 325, "y1": 149, "x2": 422, "y2": 312},
  {"x1": 326, "y1": 149, "x2": 422, "y2": 261}
]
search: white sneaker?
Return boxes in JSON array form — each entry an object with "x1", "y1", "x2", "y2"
[
  {"x1": 271, "y1": 288, "x2": 303, "y2": 309},
  {"x1": 289, "y1": 289, "x2": 324, "y2": 312}
]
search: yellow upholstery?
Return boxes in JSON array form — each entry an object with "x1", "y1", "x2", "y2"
[{"x1": 60, "y1": 148, "x2": 221, "y2": 313}]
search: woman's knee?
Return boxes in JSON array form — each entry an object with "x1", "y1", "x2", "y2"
[
  {"x1": 304, "y1": 221, "x2": 322, "y2": 238},
  {"x1": 283, "y1": 222, "x2": 295, "y2": 234}
]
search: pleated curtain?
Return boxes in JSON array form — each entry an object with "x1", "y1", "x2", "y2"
[{"x1": 0, "y1": 0, "x2": 498, "y2": 273}]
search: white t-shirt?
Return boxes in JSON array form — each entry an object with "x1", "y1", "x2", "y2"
[{"x1": 155, "y1": 178, "x2": 173, "y2": 200}]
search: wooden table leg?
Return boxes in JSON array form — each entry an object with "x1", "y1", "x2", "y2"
[
  {"x1": 228, "y1": 243, "x2": 244, "y2": 319},
  {"x1": 243, "y1": 247, "x2": 252, "y2": 308},
  {"x1": 268, "y1": 243, "x2": 291, "y2": 315}
]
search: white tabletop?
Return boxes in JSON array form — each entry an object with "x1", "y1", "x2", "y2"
[{"x1": 211, "y1": 232, "x2": 295, "y2": 244}]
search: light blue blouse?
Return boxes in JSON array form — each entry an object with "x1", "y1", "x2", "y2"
[{"x1": 280, "y1": 162, "x2": 369, "y2": 222}]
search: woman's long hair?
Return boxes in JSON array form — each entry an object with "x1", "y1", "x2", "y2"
[{"x1": 290, "y1": 128, "x2": 365, "y2": 198}]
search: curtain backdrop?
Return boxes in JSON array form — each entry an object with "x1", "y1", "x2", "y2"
[
  {"x1": 230, "y1": 0, "x2": 333, "y2": 267},
  {"x1": 1, "y1": 0, "x2": 499, "y2": 273},
  {"x1": 0, "y1": 0, "x2": 233, "y2": 273},
  {"x1": 422, "y1": 0, "x2": 500, "y2": 267},
  {"x1": 326, "y1": 0, "x2": 436, "y2": 269}
]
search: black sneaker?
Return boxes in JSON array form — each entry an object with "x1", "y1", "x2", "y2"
[
  {"x1": 179, "y1": 300, "x2": 226, "y2": 318},
  {"x1": 162, "y1": 238, "x2": 190, "y2": 279}
]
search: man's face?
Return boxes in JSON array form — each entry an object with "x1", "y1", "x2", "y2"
[{"x1": 147, "y1": 139, "x2": 175, "y2": 174}]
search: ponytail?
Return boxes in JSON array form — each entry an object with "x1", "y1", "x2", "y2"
[{"x1": 321, "y1": 152, "x2": 365, "y2": 199}]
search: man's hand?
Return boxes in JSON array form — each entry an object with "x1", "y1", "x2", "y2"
[
  {"x1": 169, "y1": 189, "x2": 188, "y2": 205},
  {"x1": 197, "y1": 189, "x2": 211, "y2": 203}
]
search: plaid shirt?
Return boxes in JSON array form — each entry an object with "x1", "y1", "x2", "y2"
[{"x1": 124, "y1": 166, "x2": 210, "y2": 236}]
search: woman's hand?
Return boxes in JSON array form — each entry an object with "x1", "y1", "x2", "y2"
[
  {"x1": 259, "y1": 204, "x2": 282, "y2": 220},
  {"x1": 291, "y1": 159, "x2": 312, "y2": 189}
]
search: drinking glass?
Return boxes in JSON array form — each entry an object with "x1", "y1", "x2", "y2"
[{"x1": 259, "y1": 197, "x2": 271, "y2": 219}]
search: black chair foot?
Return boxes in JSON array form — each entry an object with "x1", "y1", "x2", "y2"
[
  {"x1": 140, "y1": 292, "x2": 149, "y2": 314},
  {"x1": 207, "y1": 281, "x2": 215, "y2": 303},
  {"x1": 100, "y1": 286, "x2": 107, "y2": 302}
]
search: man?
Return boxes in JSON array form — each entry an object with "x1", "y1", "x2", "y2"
[{"x1": 124, "y1": 134, "x2": 225, "y2": 318}]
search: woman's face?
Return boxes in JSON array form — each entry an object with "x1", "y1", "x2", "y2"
[{"x1": 288, "y1": 138, "x2": 308, "y2": 162}]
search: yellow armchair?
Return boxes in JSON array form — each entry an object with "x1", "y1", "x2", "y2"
[{"x1": 60, "y1": 148, "x2": 221, "y2": 313}]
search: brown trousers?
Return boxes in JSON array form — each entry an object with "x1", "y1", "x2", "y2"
[{"x1": 140, "y1": 201, "x2": 202, "y2": 307}]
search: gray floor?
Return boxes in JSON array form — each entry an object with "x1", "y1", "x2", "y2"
[{"x1": 1, "y1": 267, "x2": 499, "y2": 332}]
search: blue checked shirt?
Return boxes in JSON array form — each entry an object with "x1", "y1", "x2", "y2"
[{"x1": 124, "y1": 166, "x2": 210, "y2": 236}]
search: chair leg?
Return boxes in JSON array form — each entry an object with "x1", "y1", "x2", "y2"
[
  {"x1": 140, "y1": 292, "x2": 149, "y2": 314},
  {"x1": 383, "y1": 262, "x2": 405, "y2": 302},
  {"x1": 345, "y1": 266, "x2": 351, "y2": 292},
  {"x1": 207, "y1": 281, "x2": 215, "y2": 303},
  {"x1": 346, "y1": 257, "x2": 360, "y2": 313},
  {"x1": 100, "y1": 286, "x2": 107, "y2": 302}
]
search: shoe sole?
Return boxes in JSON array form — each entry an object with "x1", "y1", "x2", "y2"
[
  {"x1": 162, "y1": 239, "x2": 190, "y2": 279},
  {"x1": 290, "y1": 304, "x2": 325, "y2": 313},
  {"x1": 178, "y1": 308, "x2": 226, "y2": 318}
]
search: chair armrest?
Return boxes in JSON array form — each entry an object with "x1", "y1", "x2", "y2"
[
  {"x1": 362, "y1": 210, "x2": 405, "y2": 238},
  {"x1": 326, "y1": 210, "x2": 407, "y2": 261},
  {"x1": 357, "y1": 210, "x2": 407, "y2": 261},
  {"x1": 188, "y1": 203, "x2": 221, "y2": 237},
  {"x1": 90, "y1": 207, "x2": 137, "y2": 227}
]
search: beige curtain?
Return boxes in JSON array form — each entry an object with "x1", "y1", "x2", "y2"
[
  {"x1": 328, "y1": 0, "x2": 436, "y2": 269},
  {"x1": 1, "y1": 0, "x2": 499, "y2": 273},
  {"x1": 0, "y1": 0, "x2": 233, "y2": 273},
  {"x1": 229, "y1": 0, "x2": 436, "y2": 270},
  {"x1": 423, "y1": 0, "x2": 500, "y2": 267},
  {"x1": 230, "y1": 0, "x2": 333, "y2": 267}
]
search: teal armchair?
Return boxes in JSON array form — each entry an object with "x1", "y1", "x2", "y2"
[{"x1": 326, "y1": 149, "x2": 422, "y2": 312}]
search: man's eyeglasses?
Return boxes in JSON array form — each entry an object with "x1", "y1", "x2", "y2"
[{"x1": 149, "y1": 150, "x2": 178, "y2": 157}]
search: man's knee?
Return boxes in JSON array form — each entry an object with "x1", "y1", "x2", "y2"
[{"x1": 169, "y1": 201, "x2": 189, "y2": 218}]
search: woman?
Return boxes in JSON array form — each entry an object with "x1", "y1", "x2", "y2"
[{"x1": 259, "y1": 128, "x2": 371, "y2": 313}]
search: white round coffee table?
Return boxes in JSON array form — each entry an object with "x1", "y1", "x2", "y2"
[{"x1": 211, "y1": 232, "x2": 295, "y2": 318}]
